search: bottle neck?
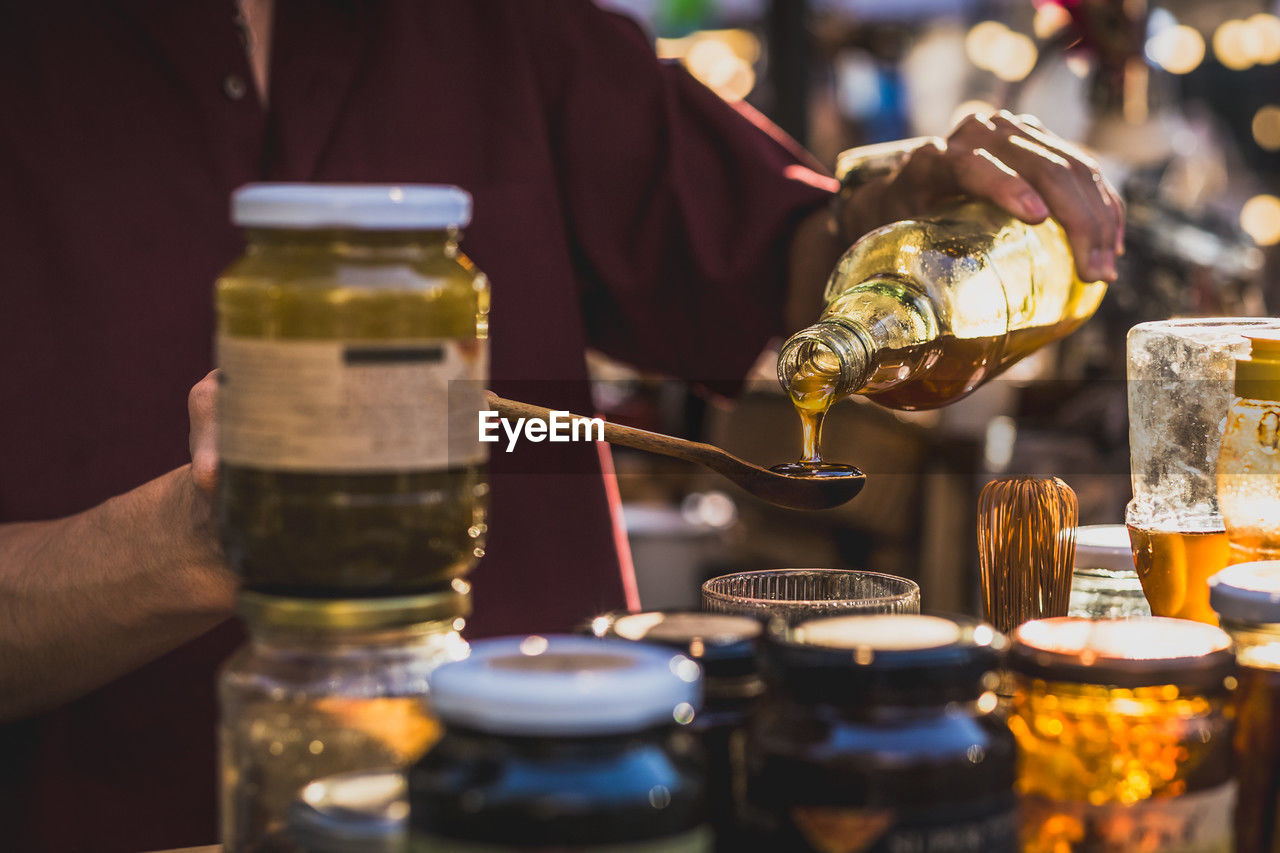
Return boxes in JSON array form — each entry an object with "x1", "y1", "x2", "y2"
[
  {"x1": 776, "y1": 319, "x2": 873, "y2": 400},
  {"x1": 777, "y1": 274, "x2": 936, "y2": 399}
]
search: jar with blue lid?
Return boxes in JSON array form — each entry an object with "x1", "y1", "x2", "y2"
[
  {"x1": 742, "y1": 613, "x2": 1016, "y2": 852},
  {"x1": 408, "y1": 635, "x2": 710, "y2": 851}
]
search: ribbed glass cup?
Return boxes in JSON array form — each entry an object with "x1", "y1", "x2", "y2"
[{"x1": 701, "y1": 569, "x2": 920, "y2": 625}]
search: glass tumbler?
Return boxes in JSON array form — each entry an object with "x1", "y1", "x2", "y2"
[
  {"x1": 701, "y1": 569, "x2": 920, "y2": 625},
  {"x1": 1126, "y1": 318, "x2": 1280, "y2": 624}
]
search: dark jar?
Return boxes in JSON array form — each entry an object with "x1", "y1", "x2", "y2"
[
  {"x1": 743, "y1": 613, "x2": 1016, "y2": 852},
  {"x1": 588, "y1": 610, "x2": 764, "y2": 852},
  {"x1": 1209, "y1": 564, "x2": 1280, "y2": 853},
  {"x1": 408, "y1": 635, "x2": 711, "y2": 851}
]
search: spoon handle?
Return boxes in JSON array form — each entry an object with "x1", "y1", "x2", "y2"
[{"x1": 484, "y1": 392, "x2": 717, "y2": 467}]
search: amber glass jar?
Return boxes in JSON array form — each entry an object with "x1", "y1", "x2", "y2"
[
  {"x1": 216, "y1": 184, "x2": 489, "y2": 597},
  {"x1": 409, "y1": 635, "x2": 710, "y2": 851},
  {"x1": 1009, "y1": 617, "x2": 1235, "y2": 853},
  {"x1": 743, "y1": 614, "x2": 1016, "y2": 852},
  {"x1": 589, "y1": 610, "x2": 764, "y2": 852},
  {"x1": 220, "y1": 586, "x2": 470, "y2": 852},
  {"x1": 1210, "y1": 561, "x2": 1280, "y2": 853}
]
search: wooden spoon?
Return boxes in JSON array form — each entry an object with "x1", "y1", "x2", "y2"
[{"x1": 485, "y1": 393, "x2": 865, "y2": 511}]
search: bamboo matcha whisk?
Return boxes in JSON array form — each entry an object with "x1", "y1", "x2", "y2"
[{"x1": 977, "y1": 476, "x2": 1078, "y2": 633}]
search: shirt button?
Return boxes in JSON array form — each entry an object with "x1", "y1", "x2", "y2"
[{"x1": 222, "y1": 73, "x2": 248, "y2": 101}]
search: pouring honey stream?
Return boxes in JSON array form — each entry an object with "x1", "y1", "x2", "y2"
[{"x1": 770, "y1": 351, "x2": 862, "y2": 479}]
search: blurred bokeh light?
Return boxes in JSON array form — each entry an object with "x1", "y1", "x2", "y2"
[
  {"x1": 965, "y1": 19, "x2": 1037, "y2": 82},
  {"x1": 1146, "y1": 24, "x2": 1205, "y2": 75},
  {"x1": 1210, "y1": 14, "x2": 1280, "y2": 71},
  {"x1": 1241, "y1": 194, "x2": 1280, "y2": 246},
  {"x1": 658, "y1": 28, "x2": 760, "y2": 101},
  {"x1": 1253, "y1": 105, "x2": 1280, "y2": 152}
]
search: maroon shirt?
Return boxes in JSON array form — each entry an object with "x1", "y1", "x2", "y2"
[{"x1": 0, "y1": 1, "x2": 834, "y2": 849}]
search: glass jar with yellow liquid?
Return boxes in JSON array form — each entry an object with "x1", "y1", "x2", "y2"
[
  {"x1": 1218, "y1": 332, "x2": 1280, "y2": 565},
  {"x1": 220, "y1": 586, "x2": 470, "y2": 852},
  {"x1": 1008, "y1": 618, "x2": 1236, "y2": 853},
  {"x1": 1126, "y1": 319, "x2": 1280, "y2": 624},
  {"x1": 776, "y1": 143, "x2": 1107, "y2": 468},
  {"x1": 216, "y1": 184, "x2": 489, "y2": 598}
]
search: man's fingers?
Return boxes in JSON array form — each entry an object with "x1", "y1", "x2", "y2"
[
  {"x1": 188, "y1": 370, "x2": 219, "y2": 494},
  {"x1": 1103, "y1": 180, "x2": 1126, "y2": 255},
  {"x1": 845, "y1": 111, "x2": 1125, "y2": 279},
  {"x1": 947, "y1": 147, "x2": 1050, "y2": 223},
  {"x1": 948, "y1": 112, "x2": 1105, "y2": 263},
  {"x1": 981, "y1": 133, "x2": 1115, "y2": 281},
  {"x1": 988, "y1": 112, "x2": 1120, "y2": 279}
]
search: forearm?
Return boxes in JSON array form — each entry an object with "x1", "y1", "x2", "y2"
[{"x1": 0, "y1": 466, "x2": 236, "y2": 721}]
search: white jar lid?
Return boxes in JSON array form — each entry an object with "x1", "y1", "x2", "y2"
[
  {"x1": 1210, "y1": 561, "x2": 1280, "y2": 624},
  {"x1": 232, "y1": 184, "x2": 471, "y2": 229},
  {"x1": 427, "y1": 635, "x2": 701, "y2": 737},
  {"x1": 1073, "y1": 524, "x2": 1137, "y2": 574}
]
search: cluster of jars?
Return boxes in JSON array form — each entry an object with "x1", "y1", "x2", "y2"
[
  {"x1": 214, "y1": 184, "x2": 489, "y2": 852},
  {"x1": 398, "y1": 609, "x2": 1247, "y2": 853},
  {"x1": 405, "y1": 606, "x2": 1280, "y2": 853},
  {"x1": 208, "y1": 185, "x2": 1280, "y2": 853}
]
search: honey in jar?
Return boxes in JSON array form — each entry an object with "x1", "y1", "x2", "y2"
[
  {"x1": 216, "y1": 184, "x2": 489, "y2": 597},
  {"x1": 1009, "y1": 617, "x2": 1236, "y2": 852}
]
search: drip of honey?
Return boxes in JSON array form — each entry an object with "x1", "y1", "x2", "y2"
[
  {"x1": 789, "y1": 357, "x2": 840, "y2": 462},
  {"x1": 769, "y1": 360, "x2": 861, "y2": 478}
]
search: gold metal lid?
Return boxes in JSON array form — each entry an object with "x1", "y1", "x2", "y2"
[
  {"x1": 238, "y1": 578, "x2": 471, "y2": 632},
  {"x1": 1235, "y1": 331, "x2": 1280, "y2": 402}
]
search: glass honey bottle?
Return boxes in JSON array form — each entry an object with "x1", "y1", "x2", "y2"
[
  {"x1": 776, "y1": 144, "x2": 1108, "y2": 466},
  {"x1": 1217, "y1": 331, "x2": 1280, "y2": 565},
  {"x1": 216, "y1": 184, "x2": 489, "y2": 597},
  {"x1": 220, "y1": 586, "x2": 471, "y2": 852}
]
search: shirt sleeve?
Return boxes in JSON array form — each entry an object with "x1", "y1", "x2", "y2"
[{"x1": 525, "y1": 1, "x2": 838, "y2": 395}]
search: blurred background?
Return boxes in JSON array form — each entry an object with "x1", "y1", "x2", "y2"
[{"x1": 588, "y1": 0, "x2": 1278, "y2": 614}]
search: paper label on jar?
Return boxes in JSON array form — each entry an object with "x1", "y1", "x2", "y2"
[
  {"x1": 409, "y1": 827, "x2": 712, "y2": 852},
  {"x1": 217, "y1": 335, "x2": 487, "y2": 472},
  {"x1": 1021, "y1": 782, "x2": 1235, "y2": 852},
  {"x1": 785, "y1": 799, "x2": 1018, "y2": 853}
]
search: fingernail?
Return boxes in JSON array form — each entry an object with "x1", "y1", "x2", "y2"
[{"x1": 1020, "y1": 191, "x2": 1049, "y2": 220}]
